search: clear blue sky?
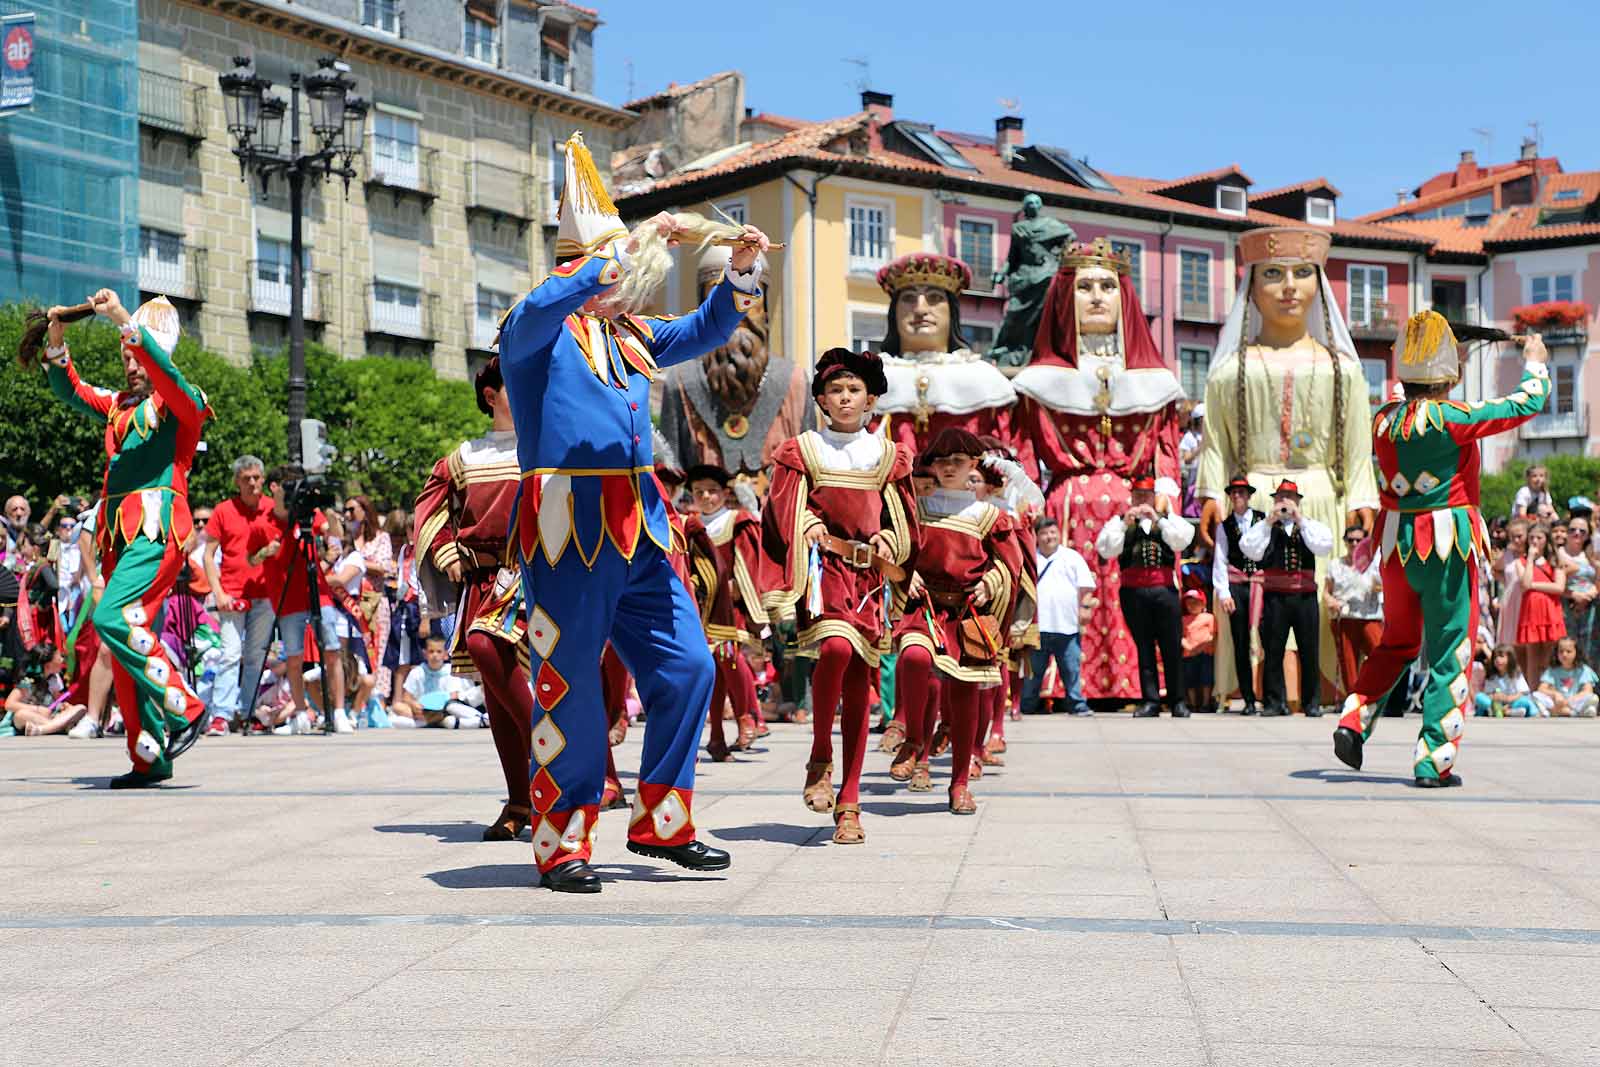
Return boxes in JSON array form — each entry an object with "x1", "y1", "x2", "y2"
[{"x1": 592, "y1": 0, "x2": 1600, "y2": 217}]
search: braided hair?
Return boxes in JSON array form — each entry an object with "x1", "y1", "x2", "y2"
[
  {"x1": 1234, "y1": 277, "x2": 1250, "y2": 482},
  {"x1": 1318, "y1": 266, "x2": 1347, "y2": 496}
]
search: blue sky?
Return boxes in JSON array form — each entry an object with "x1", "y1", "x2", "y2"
[{"x1": 592, "y1": 0, "x2": 1599, "y2": 217}]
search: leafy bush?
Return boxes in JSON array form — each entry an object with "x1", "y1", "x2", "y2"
[{"x1": 0, "y1": 306, "x2": 487, "y2": 513}]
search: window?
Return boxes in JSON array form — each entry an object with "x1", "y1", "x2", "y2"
[
  {"x1": 847, "y1": 200, "x2": 889, "y2": 273},
  {"x1": 958, "y1": 218, "x2": 995, "y2": 290},
  {"x1": 1554, "y1": 189, "x2": 1582, "y2": 202},
  {"x1": 548, "y1": 138, "x2": 565, "y2": 224},
  {"x1": 474, "y1": 285, "x2": 514, "y2": 349},
  {"x1": 1361, "y1": 358, "x2": 1389, "y2": 407},
  {"x1": 1216, "y1": 184, "x2": 1247, "y2": 216},
  {"x1": 964, "y1": 322, "x2": 996, "y2": 354},
  {"x1": 372, "y1": 112, "x2": 420, "y2": 188},
  {"x1": 1553, "y1": 362, "x2": 1577, "y2": 415},
  {"x1": 253, "y1": 236, "x2": 310, "y2": 315},
  {"x1": 139, "y1": 227, "x2": 185, "y2": 294},
  {"x1": 372, "y1": 280, "x2": 422, "y2": 334},
  {"x1": 540, "y1": 23, "x2": 570, "y2": 86},
  {"x1": 849, "y1": 309, "x2": 887, "y2": 353},
  {"x1": 1109, "y1": 238, "x2": 1143, "y2": 300},
  {"x1": 1178, "y1": 346, "x2": 1210, "y2": 398},
  {"x1": 463, "y1": 12, "x2": 498, "y2": 65},
  {"x1": 1306, "y1": 196, "x2": 1335, "y2": 226},
  {"x1": 904, "y1": 127, "x2": 976, "y2": 171},
  {"x1": 714, "y1": 200, "x2": 746, "y2": 225},
  {"x1": 1439, "y1": 193, "x2": 1493, "y2": 220},
  {"x1": 362, "y1": 0, "x2": 400, "y2": 35},
  {"x1": 1347, "y1": 265, "x2": 1389, "y2": 327},
  {"x1": 1179, "y1": 250, "x2": 1210, "y2": 318},
  {"x1": 1530, "y1": 273, "x2": 1576, "y2": 304}
]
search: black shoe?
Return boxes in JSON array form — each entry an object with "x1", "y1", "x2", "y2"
[
  {"x1": 627, "y1": 838, "x2": 731, "y2": 872},
  {"x1": 1239, "y1": 702, "x2": 1260, "y2": 716},
  {"x1": 1302, "y1": 704, "x2": 1324, "y2": 718},
  {"x1": 539, "y1": 859, "x2": 602, "y2": 893},
  {"x1": 1413, "y1": 773, "x2": 1463, "y2": 789},
  {"x1": 165, "y1": 712, "x2": 207, "y2": 761},
  {"x1": 1261, "y1": 703, "x2": 1290, "y2": 717},
  {"x1": 1132, "y1": 702, "x2": 1161, "y2": 718},
  {"x1": 110, "y1": 765, "x2": 173, "y2": 789},
  {"x1": 1332, "y1": 726, "x2": 1364, "y2": 771},
  {"x1": 1169, "y1": 702, "x2": 1192, "y2": 718}
]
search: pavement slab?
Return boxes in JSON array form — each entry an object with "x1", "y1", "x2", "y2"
[{"x1": 4, "y1": 713, "x2": 1598, "y2": 1066}]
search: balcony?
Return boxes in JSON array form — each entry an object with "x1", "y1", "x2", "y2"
[
  {"x1": 138, "y1": 70, "x2": 207, "y2": 155},
  {"x1": 138, "y1": 244, "x2": 207, "y2": 302},
  {"x1": 1520, "y1": 405, "x2": 1588, "y2": 440},
  {"x1": 367, "y1": 283, "x2": 437, "y2": 341},
  {"x1": 249, "y1": 263, "x2": 330, "y2": 322},
  {"x1": 1350, "y1": 300, "x2": 1401, "y2": 341},
  {"x1": 465, "y1": 160, "x2": 535, "y2": 231},
  {"x1": 1177, "y1": 298, "x2": 1215, "y2": 324},
  {"x1": 1539, "y1": 325, "x2": 1588, "y2": 348},
  {"x1": 465, "y1": 301, "x2": 502, "y2": 351},
  {"x1": 364, "y1": 135, "x2": 439, "y2": 208}
]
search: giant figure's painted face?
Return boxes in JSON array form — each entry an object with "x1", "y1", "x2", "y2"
[
  {"x1": 1074, "y1": 266, "x2": 1120, "y2": 337},
  {"x1": 894, "y1": 285, "x2": 951, "y2": 354},
  {"x1": 1249, "y1": 260, "x2": 1319, "y2": 339}
]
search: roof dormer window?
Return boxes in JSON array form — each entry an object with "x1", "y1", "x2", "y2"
[
  {"x1": 1306, "y1": 196, "x2": 1335, "y2": 226},
  {"x1": 1216, "y1": 184, "x2": 1247, "y2": 216}
]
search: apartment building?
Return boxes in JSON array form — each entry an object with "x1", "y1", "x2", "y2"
[{"x1": 136, "y1": 0, "x2": 630, "y2": 377}]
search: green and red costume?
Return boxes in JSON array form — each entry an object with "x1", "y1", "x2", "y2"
[
  {"x1": 1336, "y1": 361, "x2": 1548, "y2": 781},
  {"x1": 46, "y1": 325, "x2": 212, "y2": 777}
]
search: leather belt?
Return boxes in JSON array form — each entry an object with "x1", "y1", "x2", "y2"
[
  {"x1": 923, "y1": 586, "x2": 970, "y2": 609},
  {"x1": 818, "y1": 534, "x2": 905, "y2": 582}
]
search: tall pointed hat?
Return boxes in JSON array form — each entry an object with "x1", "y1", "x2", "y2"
[
  {"x1": 555, "y1": 131, "x2": 627, "y2": 261},
  {"x1": 1395, "y1": 310, "x2": 1459, "y2": 384}
]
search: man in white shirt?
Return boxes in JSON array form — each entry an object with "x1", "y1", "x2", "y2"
[
  {"x1": 1020, "y1": 516, "x2": 1098, "y2": 716},
  {"x1": 1240, "y1": 479, "x2": 1333, "y2": 716},
  {"x1": 1211, "y1": 476, "x2": 1265, "y2": 714}
]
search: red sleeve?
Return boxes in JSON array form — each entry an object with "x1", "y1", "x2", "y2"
[
  {"x1": 413, "y1": 456, "x2": 459, "y2": 571},
  {"x1": 759, "y1": 440, "x2": 815, "y2": 611}
]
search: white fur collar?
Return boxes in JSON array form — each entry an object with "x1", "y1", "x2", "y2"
[
  {"x1": 879, "y1": 350, "x2": 1016, "y2": 416},
  {"x1": 1012, "y1": 361, "x2": 1185, "y2": 416}
]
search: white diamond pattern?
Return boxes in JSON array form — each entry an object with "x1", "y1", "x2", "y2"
[
  {"x1": 529, "y1": 714, "x2": 566, "y2": 767},
  {"x1": 1389, "y1": 472, "x2": 1412, "y2": 496}
]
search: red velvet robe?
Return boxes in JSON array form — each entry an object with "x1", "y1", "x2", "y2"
[{"x1": 702, "y1": 508, "x2": 767, "y2": 647}]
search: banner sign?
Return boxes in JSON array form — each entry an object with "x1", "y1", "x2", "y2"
[{"x1": 1, "y1": 14, "x2": 36, "y2": 112}]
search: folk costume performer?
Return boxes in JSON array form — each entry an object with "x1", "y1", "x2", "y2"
[{"x1": 495, "y1": 132, "x2": 769, "y2": 893}]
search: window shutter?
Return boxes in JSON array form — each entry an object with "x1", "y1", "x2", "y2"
[
  {"x1": 141, "y1": 179, "x2": 184, "y2": 231},
  {"x1": 474, "y1": 254, "x2": 523, "y2": 295},
  {"x1": 371, "y1": 233, "x2": 421, "y2": 286},
  {"x1": 255, "y1": 203, "x2": 293, "y2": 243},
  {"x1": 466, "y1": 0, "x2": 498, "y2": 26}
]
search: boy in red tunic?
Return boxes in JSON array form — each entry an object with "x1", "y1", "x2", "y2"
[
  {"x1": 686, "y1": 464, "x2": 766, "y2": 756},
  {"x1": 762, "y1": 350, "x2": 918, "y2": 843}
]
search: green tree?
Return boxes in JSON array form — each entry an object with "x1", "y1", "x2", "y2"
[{"x1": 1481, "y1": 453, "x2": 1600, "y2": 521}]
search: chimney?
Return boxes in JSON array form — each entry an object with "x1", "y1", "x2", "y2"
[
  {"x1": 1459, "y1": 149, "x2": 1475, "y2": 164},
  {"x1": 995, "y1": 115, "x2": 1024, "y2": 161},
  {"x1": 1520, "y1": 137, "x2": 1538, "y2": 161},
  {"x1": 1395, "y1": 190, "x2": 1409, "y2": 206},
  {"x1": 861, "y1": 90, "x2": 893, "y2": 124},
  {"x1": 1456, "y1": 149, "x2": 1479, "y2": 183}
]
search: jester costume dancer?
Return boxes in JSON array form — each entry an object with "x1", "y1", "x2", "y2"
[
  {"x1": 761, "y1": 349, "x2": 918, "y2": 844},
  {"x1": 42, "y1": 293, "x2": 210, "y2": 787},
  {"x1": 496, "y1": 132, "x2": 766, "y2": 892},
  {"x1": 1335, "y1": 314, "x2": 1549, "y2": 787},
  {"x1": 1012, "y1": 238, "x2": 1184, "y2": 702},
  {"x1": 414, "y1": 356, "x2": 542, "y2": 841}
]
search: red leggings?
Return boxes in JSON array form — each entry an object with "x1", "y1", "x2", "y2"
[
  {"x1": 708, "y1": 646, "x2": 757, "y2": 755},
  {"x1": 808, "y1": 636, "x2": 872, "y2": 805},
  {"x1": 896, "y1": 645, "x2": 979, "y2": 794},
  {"x1": 464, "y1": 630, "x2": 532, "y2": 809}
]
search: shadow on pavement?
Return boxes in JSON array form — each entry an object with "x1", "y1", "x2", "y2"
[
  {"x1": 1289, "y1": 768, "x2": 1416, "y2": 786},
  {"x1": 708, "y1": 822, "x2": 826, "y2": 847},
  {"x1": 375, "y1": 822, "x2": 492, "y2": 844},
  {"x1": 860, "y1": 800, "x2": 948, "y2": 817},
  {"x1": 425, "y1": 863, "x2": 533, "y2": 889},
  {"x1": 590, "y1": 863, "x2": 724, "y2": 883}
]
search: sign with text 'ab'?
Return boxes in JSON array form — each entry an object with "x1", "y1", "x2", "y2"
[{"x1": 1, "y1": 13, "x2": 36, "y2": 113}]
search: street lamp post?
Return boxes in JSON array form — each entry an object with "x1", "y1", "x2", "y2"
[{"x1": 219, "y1": 55, "x2": 368, "y2": 463}]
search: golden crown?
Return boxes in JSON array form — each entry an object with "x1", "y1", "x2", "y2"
[
  {"x1": 876, "y1": 252, "x2": 971, "y2": 296},
  {"x1": 1058, "y1": 237, "x2": 1131, "y2": 275}
]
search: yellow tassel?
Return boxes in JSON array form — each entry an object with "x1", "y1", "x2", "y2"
[
  {"x1": 1400, "y1": 311, "x2": 1451, "y2": 366},
  {"x1": 560, "y1": 131, "x2": 618, "y2": 219}
]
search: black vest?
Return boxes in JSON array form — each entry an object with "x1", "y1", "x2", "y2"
[
  {"x1": 1222, "y1": 510, "x2": 1266, "y2": 574},
  {"x1": 1260, "y1": 522, "x2": 1316, "y2": 574},
  {"x1": 1120, "y1": 521, "x2": 1176, "y2": 571}
]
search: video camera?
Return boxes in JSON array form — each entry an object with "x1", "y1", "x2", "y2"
[{"x1": 284, "y1": 474, "x2": 337, "y2": 528}]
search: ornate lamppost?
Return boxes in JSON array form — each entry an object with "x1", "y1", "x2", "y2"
[{"x1": 219, "y1": 55, "x2": 368, "y2": 462}]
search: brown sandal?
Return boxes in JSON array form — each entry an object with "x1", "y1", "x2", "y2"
[
  {"x1": 908, "y1": 762, "x2": 933, "y2": 792},
  {"x1": 889, "y1": 742, "x2": 918, "y2": 782},
  {"x1": 733, "y1": 714, "x2": 757, "y2": 751},
  {"x1": 600, "y1": 782, "x2": 628, "y2": 811},
  {"x1": 608, "y1": 717, "x2": 629, "y2": 747},
  {"x1": 803, "y1": 761, "x2": 835, "y2": 812},
  {"x1": 832, "y1": 804, "x2": 865, "y2": 844},
  {"x1": 482, "y1": 803, "x2": 531, "y2": 841},
  {"x1": 981, "y1": 745, "x2": 1005, "y2": 767},
  {"x1": 879, "y1": 719, "x2": 906, "y2": 753},
  {"x1": 969, "y1": 755, "x2": 985, "y2": 780},
  {"x1": 949, "y1": 787, "x2": 977, "y2": 815},
  {"x1": 987, "y1": 736, "x2": 1007, "y2": 755},
  {"x1": 930, "y1": 723, "x2": 951, "y2": 757}
]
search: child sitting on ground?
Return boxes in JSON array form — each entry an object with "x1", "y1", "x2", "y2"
[
  {"x1": 396, "y1": 633, "x2": 486, "y2": 728},
  {"x1": 1534, "y1": 636, "x2": 1598, "y2": 717},
  {"x1": 1475, "y1": 644, "x2": 1537, "y2": 717},
  {"x1": 1180, "y1": 589, "x2": 1216, "y2": 712},
  {"x1": 1, "y1": 641, "x2": 87, "y2": 736}
]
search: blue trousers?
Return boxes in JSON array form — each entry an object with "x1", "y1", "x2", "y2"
[
  {"x1": 519, "y1": 536, "x2": 714, "y2": 871},
  {"x1": 1022, "y1": 631, "x2": 1089, "y2": 714}
]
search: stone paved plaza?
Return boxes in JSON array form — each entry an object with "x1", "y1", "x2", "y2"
[{"x1": 5, "y1": 714, "x2": 1600, "y2": 1066}]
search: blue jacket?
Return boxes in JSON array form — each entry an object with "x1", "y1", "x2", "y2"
[{"x1": 498, "y1": 242, "x2": 760, "y2": 566}]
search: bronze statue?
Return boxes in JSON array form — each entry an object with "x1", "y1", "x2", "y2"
[{"x1": 988, "y1": 193, "x2": 1076, "y2": 368}]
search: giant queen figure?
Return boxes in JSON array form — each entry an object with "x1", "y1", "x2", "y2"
[
  {"x1": 1196, "y1": 226, "x2": 1378, "y2": 704},
  {"x1": 1011, "y1": 238, "x2": 1185, "y2": 701}
]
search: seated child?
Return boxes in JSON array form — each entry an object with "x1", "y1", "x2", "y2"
[
  {"x1": 1474, "y1": 644, "x2": 1537, "y2": 717},
  {"x1": 396, "y1": 633, "x2": 486, "y2": 728},
  {"x1": 1534, "y1": 637, "x2": 1598, "y2": 717},
  {"x1": 1180, "y1": 589, "x2": 1216, "y2": 712},
  {"x1": 2, "y1": 641, "x2": 88, "y2": 736}
]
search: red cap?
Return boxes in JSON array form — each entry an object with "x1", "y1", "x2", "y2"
[
  {"x1": 1130, "y1": 475, "x2": 1156, "y2": 493},
  {"x1": 1272, "y1": 479, "x2": 1302, "y2": 499}
]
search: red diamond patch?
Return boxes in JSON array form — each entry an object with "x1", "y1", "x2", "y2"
[
  {"x1": 535, "y1": 661, "x2": 569, "y2": 710},
  {"x1": 529, "y1": 766, "x2": 562, "y2": 814}
]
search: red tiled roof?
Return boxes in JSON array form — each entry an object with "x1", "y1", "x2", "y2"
[
  {"x1": 1484, "y1": 206, "x2": 1600, "y2": 247},
  {"x1": 538, "y1": 0, "x2": 600, "y2": 20},
  {"x1": 1371, "y1": 216, "x2": 1500, "y2": 255},
  {"x1": 623, "y1": 70, "x2": 738, "y2": 110},
  {"x1": 1146, "y1": 164, "x2": 1253, "y2": 193},
  {"x1": 1250, "y1": 177, "x2": 1342, "y2": 201},
  {"x1": 1360, "y1": 165, "x2": 1533, "y2": 222},
  {"x1": 1540, "y1": 171, "x2": 1600, "y2": 207},
  {"x1": 744, "y1": 112, "x2": 808, "y2": 133}
]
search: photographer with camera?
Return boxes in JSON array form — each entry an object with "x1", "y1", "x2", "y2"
[{"x1": 1240, "y1": 479, "x2": 1334, "y2": 716}]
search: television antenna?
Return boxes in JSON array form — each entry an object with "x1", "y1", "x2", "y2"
[
  {"x1": 843, "y1": 57, "x2": 871, "y2": 94},
  {"x1": 1470, "y1": 126, "x2": 1493, "y2": 160},
  {"x1": 998, "y1": 97, "x2": 1021, "y2": 114}
]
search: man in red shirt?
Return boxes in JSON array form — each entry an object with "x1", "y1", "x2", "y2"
[
  {"x1": 202, "y1": 455, "x2": 273, "y2": 734},
  {"x1": 248, "y1": 464, "x2": 333, "y2": 729}
]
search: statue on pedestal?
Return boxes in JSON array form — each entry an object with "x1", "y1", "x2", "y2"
[
  {"x1": 659, "y1": 246, "x2": 813, "y2": 476},
  {"x1": 988, "y1": 193, "x2": 1076, "y2": 368}
]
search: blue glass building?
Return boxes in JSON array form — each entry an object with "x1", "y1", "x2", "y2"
[{"x1": 0, "y1": 0, "x2": 138, "y2": 307}]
